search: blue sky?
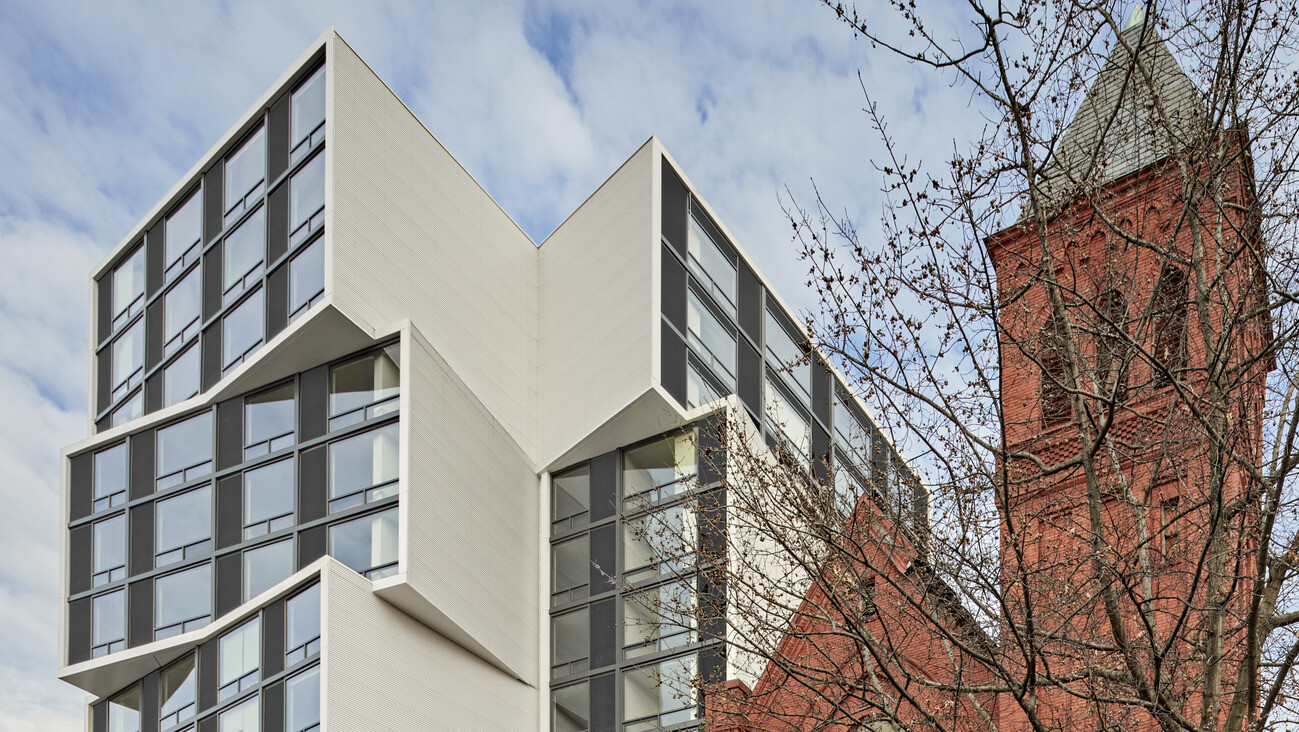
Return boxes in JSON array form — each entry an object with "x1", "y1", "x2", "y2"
[{"x1": 0, "y1": 1, "x2": 974, "y2": 728}]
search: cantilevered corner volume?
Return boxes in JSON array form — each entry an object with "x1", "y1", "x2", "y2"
[{"x1": 58, "y1": 28, "x2": 921, "y2": 732}]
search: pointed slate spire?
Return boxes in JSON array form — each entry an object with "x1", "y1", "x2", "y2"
[{"x1": 1039, "y1": 8, "x2": 1204, "y2": 203}]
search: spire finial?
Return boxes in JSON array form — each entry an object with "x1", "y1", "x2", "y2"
[{"x1": 1121, "y1": 3, "x2": 1146, "y2": 32}]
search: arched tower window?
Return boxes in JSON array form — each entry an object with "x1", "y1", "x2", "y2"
[
  {"x1": 1040, "y1": 314, "x2": 1071, "y2": 424},
  {"x1": 1097, "y1": 289, "x2": 1129, "y2": 404},
  {"x1": 1151, "y1": 267, "x2": 1189, "y2": 387}
]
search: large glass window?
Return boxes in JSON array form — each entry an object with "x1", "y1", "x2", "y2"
[
  {"x1": 285, "y1": 583, "x2": 321, "y2": 665},
  {"x1": 223, "y1": 207, "x2": 266, "y2": 306},
  {"x1": 686, "y1": 215, "x2": 737, "y2": 315},
  {"x1": 219, "y1": 618, "x2": 261, "y2": 701},
  {"x1": 288, "y1": 238, "x2": 324, "y2": 323},
  {"x1": 551, "y1": 464, "x2": 590, "y2": 534},
  {"x1": 551, "y1": 535, "x2": 589, "y2": 606},
  {"x1": 159, "y1": 654, "x2": 197, "y2": 729},
  {"x1": 328, "y1": 507, "x2": 398, "y2": 580},
  {"x1": 686, "y1": 291, "x2": 736, "y2": 389},
  {"x1": 156, "y1": 485, "x2": 212, "y2": 567},
  {"x1": 624, "y1": 504, "x2": 697, "y2": 584},
  {"x1": 328, "y1": 423, "x2": 398, "y2": 513},
  {"x1": 623, "y1": 432, "x2": 697, "y2": 502},
  {"x1": 223, "y1": 288, "x2": 265, "y2": 373},
  {"x1": 93, "y1": 443, "x2": 128, "y2": 513},
  {"x1": 623, "y1": 655, "x2": 699, "y2": 732},
  {"x1": 155, "y1": 563, "x2": 212, "y2": 639},
  {"x1": 92, "y1": 588, "x2": 125, "y2": 658},
  {"x1": 111, "y1": 247, "x2": 145, "y2": 333},
  {"x1": 163, "y1": 268, "x2": 202, "y2": 359},
  {"x1": 290, "y1": 154, "x2": 324, "y2": 246},
  {"x1": 165, "y1": 191, "x2": 202, "y2": 283},
  {"x1": 243, "y1": 458, "x2": 295, "y2": 540},
  {"x1": 111, "y1": 319, "x2": 144, "y2": 403},
  {"x1": 156, "y1": 412, "x2": 214, "y2": 489},
  {"x1": 219, "y1": 695, "x2": 259, "y2": 732},
  {"x1": 834, "y1": 389, "x2": 872, "y2": 471},
  {"x1": 624, "y1": 580, "x2": 697, "y2": 660},
  {"x1": 112, "y1": 392, "x2": 143, "y2": 428},
  {"x1": 285, "y1": 666, "x2": 320, "y2": 732},
  {"x1": 291, "y1": 67, "x2": 326, "y2": 164},
  {"x1": 163, "y1": 345, "x2": 201, "y2": 408},
  {"x1": 552, "y1": 682, "x2": 590, "y2": 732},
  {"x1": 243, "y1": 539, "x2": 294, "y2": 602},
  {"x1": 766, "y1": 309, "x2": 811, "y2": 402},
  {"x1": 92, "y1": 514, "x2": 126, "y2": 587},
  {"x1": 766, "y1": 376, "x2": 811, "y2": 462},
  {"x1": 328, "y1": 345, "x2": 400, "y2": 430},
  {"x1": 225, "y1": 127, "x2": 266, "y2": 225},
  {"x1": 686, "y1": 361, "x2": 724, "y2": 410},
  {"x1": 244, "y1": 382, "x2": 295, "y2": 459},
  {"x1": 107, "y1": 684, "x2": 142, "y2": 732},
  {"x1": 551, "y1": 607, "x2": 589, "y2": 677}
]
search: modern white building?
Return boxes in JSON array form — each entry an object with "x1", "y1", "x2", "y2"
[{"x1": 58, "y1": 29, "x2": 922, "y2": 732}]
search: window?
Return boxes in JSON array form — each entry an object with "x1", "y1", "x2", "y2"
[
  {"x1": 624, "y1": 579, "x2": 697, "y2": 660},
  {"x1": 164, "y1": 345, "x2": 201, "y2": 408},
  {"x1": 92, "y1": 588, "x2": 125, "y2": 658},
  {"x1": 92, "y1": 514, "x2": 126, "y2": 587},
  {"x1": 223, "y1": 207, "x2": 266, "y2": 305},
  {"x1": 551, "y1": 535, "x2": 589, "y2": 606},
  {"x1": 686, "y1": 360, "x2": 724, "y2": 410},
  {"x1": 288, "y1": 238, "x2": 324, "y2": 322},
  {"x1": 328, "y1": 345, "x2": 400, "y2": 430},
  {"x1": 156, "y1": 485, "x2": 212, "y2": 566},
  {"x1": 291, "y1": 67, "x2": 326, "y2": 164},
  {"x1": 552, "y1": 682, "x2": 590, "y2": 732},
  {"x1": 159, "y1": 654, "x2": 197, "y2": 729},
  {"x1": 111, "y1": 246, "x2": 145, "y2": 333},
  {"x1": 1096, "y1": 289, "x2": 1129, "y2": 403},
  {"x1": 765, "y1": 308, "x2": 810, "y2": 402},
  {"x1": 93, "y1": 443, "x2": 128, "y2": 513},
  {"x1": 686, "y1": 290, "x2": 736, "y2": 388},
  {"x1": 107, "y1": 684, "x2": 142, "y2": 732},
  {"x1": 111, "y1": 319, "x2": 144, "y2": 404},
  {"x1": 1152, "y1": 266, "x2": 1189, "y2": 387},
  {"x1": 111, "y1": 392, "x2": 144, "y2": 427},
  {"x1": 243, "y1": 539, "x2": 294, "y2": 602},
  {"x1": 290, "y1": 153, "x2": 325, "y2": 246},
  {"x1": 623, "y1": 431, "x2": 697, "y2": 502},
  {"x1": 165, "y1": 191, "x2": 203, "y2": 283},
  {"x1": 624, "y1": 505, "x2": 697, "y2": 584},
  {"x1": 285, "y1": 666, "x2": 321, "y2": 732},
  {"x1": 834, "y1": 389, "x2": 872, "y2": 471},
  {"x1": 1161, "y1": 496, "x2": 1182, "y2": 560},
  {"x1": 552, "y1": 607, "x2": 589, "y2": 677},
  {"x1": 164, "y1": 268, "x2": 202, "y2": 359},
  {"x1": 245, "y1": 382, "x2": 295, "y2": 458},
  {"x1": 285, "y1": 583, "x2": 321, "y2": 665},
  {"x1": 155, "y1": 563, "x2": 212, "y2": 639},
  {"x1": 766, "y1": 376, "x2": 811, "y2": 461},
  {"x1": 328, "y1": 423, "x2": 398, "y2": 513},
  {"x1": 219, "y1": 618, "x2": 261, "y2": 701},
  {"x1": 225, "y1": 127, "x2": 266, "y2": 226},
  {"x1": 219, "y1": 695, "x2": 259, "y2": 732},
  {"x1": 244, "y1": 458, "x2": 295, "y2": 540},
  {"x1": 1040, "y1": 314, "x2": 1071, "y2": 423},
  {"x1": 223, "y1": 288, "x2": 265, "y2": 373},
  {"x1": 686, "y1": 215, "x2": 737, "y2": 314},
  {"x1": 328, "y1": 507, "x2": 398, "y2": 580},
  {"x1": 623, "y1": 655, "x2": 699, "y2": 732},
  {"x1": 551, "y1": 464, "x2": 590, "y2": 534},
  {"x1": 156, "y1": 412, "x2": 214, "y2": 489}
]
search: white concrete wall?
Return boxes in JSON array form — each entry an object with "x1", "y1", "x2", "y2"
[
  {"x1": 327, "y1": 33, "x2": 540, "y2": 459},
  {"x1": 324, "y1": 561, "x2": 537, "y2": 732},
  {"x1": 539, "y1": 138, "x2": 658, "y2": 467}
]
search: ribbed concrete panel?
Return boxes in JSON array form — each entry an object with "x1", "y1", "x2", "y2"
[
  {"x1": 323, "y1": 563, "x2": 536, "y2": 732},
  {"x1": 391, "y1": 324, "x2": 539, "y2": 683},
  {"x1": 327, "y1": 35, "x2": 540, "y2": 459},
  {"x1": 539, "y1": 139, "x2": 657, "y2": 466}
]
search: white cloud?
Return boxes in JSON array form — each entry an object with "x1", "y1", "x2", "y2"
[{"x1": 0, "y1": 0, "x2": 981, "y2": 728}]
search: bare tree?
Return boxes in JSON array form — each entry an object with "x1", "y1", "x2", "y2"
[{"x1": 642, "y1": 2, "x2": 1299, "y2": 731}]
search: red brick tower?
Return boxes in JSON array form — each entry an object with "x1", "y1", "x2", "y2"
[{"x1": 987, "y1": 16, "x2": 1268, "y2": 732}]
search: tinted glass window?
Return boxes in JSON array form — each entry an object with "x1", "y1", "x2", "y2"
[
  {"x1": 623, "y1": 655, "x2": 698, "y2": 727},
  {"x1": 154, "y1": 563, "x2": 212, "y2": 638},
  {"x1": 93, "y1": 443, "x2": 128, "y2": 511},
  {"x1": 111, "y1": 319, "x2": 144, "y2": 395},
  {"x1": 243, "y1": 539, "x2": 294, "y2": 602},
  {"x1": 551, "y1": 464, "x2": 589, "y2": 532},
  {"x1": 223, "y1": 288, "x2": 265, "y2": 371},
  {"x1": 291, "y1": 68, "x2": 326, "y2": 154},
  {"x1": 686, "y1": 291, "x2": 736, "y2": 387},
  {"x1": 766, "y1": 377, "x2": 811, "y2": 459},
  {"x1": 624, "y1": 579, "x2": 696, "y2": 659},
  {"x1": 159, "y1": 654, "x2": 197, "y2": 729},
  {"x1": 286, "y1": 583, "x2": 321, "y2": 664},
  {"x1": 328, "y1": 507, "x2": 398, "y2": 580},
  {"x1": 765, "y1": 309, "x2": 810, "y2": 400},
  {"x1": 285, "y1": 666, "x2": 321, "y2": 732},
  {"x1": 225, "y1": 127, "x2": 266, "y2": 217},
  {"x1": 244, "y1": 458, "x2": 295, "y2": 539},
  {"x1": 156, "y1": 412, "x2": 214, "y2": 488},
  {"x1": 155, "y1": 486, "x2": 211, "y2": 565},
  {"x1": 552, "y1": 607, "x2": 589, "y2": 677},
  {"x1": 623, "y1": 432, "x2": 697, "y2": 500},
  {"x1": 111, "y1": 393, "x2": 143, "y2": 428},
  {"x1": 107, "y1": 684, "x2": 141, "y2": 732},
  {"x1": 165, "y1": 192, "x2": 202, "y2": 277},
  {"x1": 328, "y1": 423, "x2": 398, "y2": 513},
  {"x1": 551, "y1": 535, "x2": 589, "y2": 605},
  {"x1": 92, "y1": 514, "x2": 126, "y2": 587},
  {"x1": 164, "y1": 268, "x2": 202, "y2": 357},
  {"x1": 245, "y1": 382, "x2": 295, "y2": 457},
  {"x1": 686, "y1": 215, "x2": 737, "y2": 313},
  {"x1": 328, "y1": 346, "x2": 400, "y2": 428},
  {"x1": 163, "y1": 345, "x2": 201, "y2": 408},
  {"x1": 624, "y1": 504, "x2": 697, "y2": 582},
  {"x1": 111, "y1": 247, "x2": 144, "y2": 329},
  {"x1": 223, "y1": 207, "x2": 266, "y2": 304},
  {"x1": 552, "y1": 682, "x2": 590, "y2": 732},
  {"x1": 219, "y1": 618, "x2": 261, "y2": 700},
  {"x1": 289, "y1": 238, "x2": 325, "y2": 321},
  {"x1": 92, "y1": 589, "x2": 125, "y2": 657},
  {"x1": 290, "y1": 154, "x2": 324, "y2": 238},
  {"x1": 218, "y1": 695, "x2": 259, "y2": 732}
]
